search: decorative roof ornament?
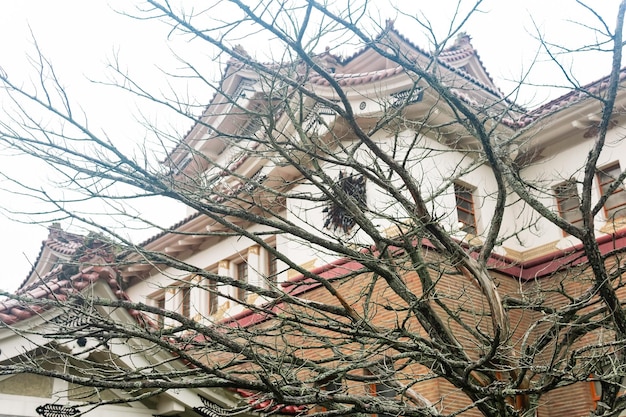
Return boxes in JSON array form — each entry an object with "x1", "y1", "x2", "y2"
[
  {"x1": 35, "y1": 404, "x2": 80, "y2": 417},
  {"x1": 232, "y1": 44, "x2": 250, "y2": 59},
  {"x1": 193, "y1": 395, "x2": 243, "y2": 417},
  {"x1": 317, "y1": 46, "x2": 339, "y2": 73},
  {"x1": 323, "y1": 172, "x2": 367, "y2": 233},
  {"x1": 451, "y1": 32, "x2": 472, "y2": 50}
]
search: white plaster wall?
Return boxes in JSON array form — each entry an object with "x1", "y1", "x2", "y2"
[
  {"x1": 283, "y1": 127, "x2": 500, "y2": 265},
  {"x1": 354, "y1": 128, "x2": 498, "y2": 238},
  {"x1": 126, "y1": 223, "x2": 279, "y2": 303},
  {"x1": 504, "y1": 123, "x2": 626, "y2": 251},
  {"x1": 134, "y1": 117, "x2": 626, "y2": 319}
]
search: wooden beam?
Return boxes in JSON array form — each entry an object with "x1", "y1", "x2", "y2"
[
  {"x1": 178, "y1": 235, "x2": 207, "y2": 246},
  {"x1": 126, "y1": 264, "x2": 153, "y2": 273}
]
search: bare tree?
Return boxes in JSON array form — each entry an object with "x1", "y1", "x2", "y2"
[{"x1": 0, "y1": 1, "x2": 625, "y2": 417}]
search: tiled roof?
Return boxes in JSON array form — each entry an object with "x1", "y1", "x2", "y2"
[
  {"x1": 138, "y1": 211, "x2": 203, "y2": 247},
  {"x1": 439, "y1": 41, "x2": 475, "y2": 63},
  {"x1": 1, "y1": 243, "x2": 140, "y2": 326},
  {"x1": 394, "y1": 29, "x2": 503, "y2": 96},
  {"x1": 505, "y1": 68, "x2": 626, "y2": 128},
  {"x1": 170, "y1": 23, "x2": 507, "y2": 162},
  {"x1": 309, "y1": 66, "x2": 405, "y2": 86},
  {"x1": 45, "y1": 226, "x2": 84, "y2": 255},
  {"x1": 151, "y1": 25, "x2": 626, "y2": 255},
  {"x1": 232, "y1": 388, "x2": 306, "y2": 414},
  {"x1": 18, "y1": 224, "x2": 86, "y2": 291},
  {"x1": 337, "y1": 23, "x2": 506, "y2": 99}
]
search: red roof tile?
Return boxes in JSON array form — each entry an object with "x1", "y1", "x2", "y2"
[
  {"x1": 232, "y1": 388, "x2": 307, "y2": 414},
  {"x1": 2, "y1": 241, "x2": 136, "y2": 326},
  {"x1": 18, "y1": 224, "x2": 86, "y2": 291},
  {"x1": 511, "y1": 68, "x2": 626, "y2": 127}
]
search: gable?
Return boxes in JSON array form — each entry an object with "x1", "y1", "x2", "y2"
[{"x1": 0, "y1": 373, "x2": 52, "y2": 398}]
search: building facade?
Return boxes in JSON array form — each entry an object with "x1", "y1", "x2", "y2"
[{"x1": 1, "y1": 24, "x2": 626, "y2": 417}]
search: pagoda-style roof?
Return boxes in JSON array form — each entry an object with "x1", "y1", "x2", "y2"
[{"x1": 3, "y1": 229, "x2": 138, "y2": 326}]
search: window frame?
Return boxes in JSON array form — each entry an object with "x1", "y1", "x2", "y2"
[
  {"x1": 364, "y1": 368, "x2": 396, "y2": 417},
  {"x1": 267, "y1": 249, "x2": 278, "y2": 284},
  {"x1": 454, "y1": 182, "x2": 477, "y2": 235},
  {"x1": 588, "y1": 372, "x2": 626, "y2": 412},
  {"x1": 180, "y1": 286, "x2": 191, "y2": 319},
  {"x1": 154, "y1": 293, "x2": 166, "y2": 328},
  {"x1": 207, "y1": 278, "x2": 218, "y2": 315},
  {"x1": 235, "y1": 260, "x2": 248, "y2": 301},
  {"x1": 315, "y1": 376, "x2": 343, "y2": 413},
  {"x1": 596, "y1": 162, "x2": 626, "y2": 220},
  {"x1": 554, "y1": 180, "x2": 584, "y2": 231}
]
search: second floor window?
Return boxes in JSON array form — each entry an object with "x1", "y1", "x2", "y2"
[
  {"x1": 554, "y1": 180, "x2": 583, "y2": 227},
  {"x1": 454, "y1": 182, "x2": 477, "y2": 234},
  {"x1": 207, "y1": 279, "x2": 218, "y2": 315},
  {"x1": 236, "y1": 261, "x2": 248, "y2": 301},
  {"x1": 316, "y1": 376, "x2": 343, "y2": 412},
  {"x1": 596, "y1": 163, "x2": 626, "y2": 220}
]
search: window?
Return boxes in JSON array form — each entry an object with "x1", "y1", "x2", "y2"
[
  {"x1": 239, "y1": 116, "x2": 263, "y2": 139},
  {"x1": 365, "y1": 369, "x2": 396, "y2": 417},
  {"x1": 316, "y1": 376, "x2": 343, "y2": 412},
  {"x1": 493, "y1": 372, "x2": 528, "y2": 411},
  {"x1": 554, "y1": 180, "x2": 583, "y2": 227},
  {"x1": 596, "y1": 163, "x2": 626, "y2": 220},
  {"x1": 590, "y1": 376, "x2": 601, "y2": 405},
  {"x1": 155, "y1": 295, "x2": 165, "y2": 328},
  {"x1": 454, "y1": 183, "x2": 477, "y2": 234},
  {"x1": 208, "y1": 279, "x2": 218, "y2": 315},
  {"x1": 267, "y1": 250, "x2": 278, "y2": 284},
  {"x1": 236, "y1": 261, "x2": 248, "y2": 301},
  {"x1": 181, "y1": 286, "x2": 191, "y2": 318},
  {"x1": 588, "y1": 371, "x2": 626, "y2": 413},
  {"x1": 368, "y1": 376, "x2": 396, "y2": 399}
]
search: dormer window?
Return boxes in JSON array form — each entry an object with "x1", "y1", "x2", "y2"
[
  {"x1": 596, "y1": 162, "x2": 626, "y2": 220},
  {"x1": 232, "y1": 78, "x2": 256, "y2": 101}
]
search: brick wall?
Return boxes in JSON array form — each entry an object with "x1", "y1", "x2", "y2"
[{"x1": 206, "y1": 249, "x2": 616, "y2": 416}]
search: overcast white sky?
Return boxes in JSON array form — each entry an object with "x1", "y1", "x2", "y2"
[{"x1": 0, "y1": 0, "x2": 622, "y2": 291}]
